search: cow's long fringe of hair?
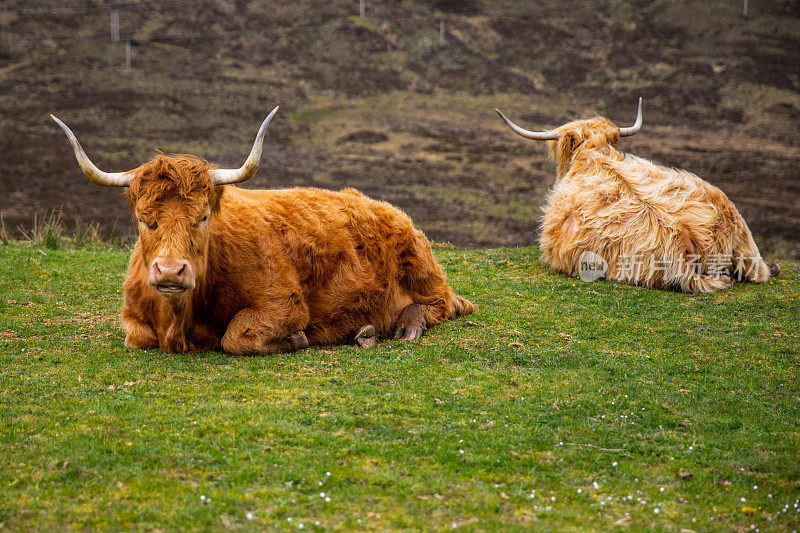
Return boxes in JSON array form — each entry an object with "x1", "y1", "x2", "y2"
[{"x1": 127, "y1": 154, "x2": 217, "y2": 213}]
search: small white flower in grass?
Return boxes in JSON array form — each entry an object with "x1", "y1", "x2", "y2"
[
  {"x1": 325, "y1": 497, "x2": 331, "y2": 503},
  {"x1": 318, "y1": 481, "x2": 323, "y2": 486},
  {"x1": 315, "y1": 521, "x2": 320, "y2": 526},
  {"x1": 768, "y1": 494, "x2": 772, "y2": 498},
  {"x1": 559, "y1": 442, "x2": 563, "y2": 446},
  {"x1": 660, "y1": 487, "x2": 665, "y2": 493},
  {"x1": 612, "y1": 462, "x2": 618, "y2": 467},
  {"x1": 459, "y1": 450, "x2": 464, "y2": 455},
  {"x1": 593, "y1": 482, "x2": 599, "y2": 490},
  {"x1": 200, "y1": 495, "x2": 206, "y2": 501},
  {"x1": 320, "y1": 492, "x2": 325, "y2": 498},
  {"x1": 688, "y1": 446, "x2": 693, "y2": 451},
  {"x1": 299, "y1": 524, "x2": 304, "y2": 529},
  {"x1": 357, "y1": 519, "x2": 362, "y2": 524},
  {"x1": 741, "y1": 497, "x2": 747, "y2": 502},
  {"x1": 654, "y1": 508, "x2": 660, "y2": 514},
  {"x1": 459, "y1": 439, "x2": 463, "y2": 443},
  {"x1": 452, "y1": 523, "x2": 457, "y2": 529},
  {"x1": 326, "y1": 472, "x2": 331, "y2": 477},
  {"x1": 288, "y1": 518, "x2": 293, "y2": 522},
  {"x1": 577, "y1": 489, "x2": 582, "y2": 494},
  {"x1": 246, "y1": 513, "x2": 253, "y2": 520},
  {"x1": 600, "y1": 501, "x2": 605, "y2": 506},
  {"x1": 551, "y1": 496, "x2": 556, "y2": 502},
  {"x1": 472, "y1": 419, "x2": 476, "y2": 423},
  {"x1": 753, "y1": 485, "x2": 758, "y2": 490}
]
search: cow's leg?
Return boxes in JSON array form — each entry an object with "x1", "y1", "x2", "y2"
[
  {"x1": 122, "y1": 314, "x2": 158, "y2": 349},
  {"x1": 684, "y1": 273, "x2": 733, "y2": 293},
  {"x1": 732, "y1": 233, "x2": 775, "y2": 283},
  {"x1": 400, "y1": 231, "x2": 474, "y2": 328},
  {"x1": 355, "y1": 324, "x2": 378, "y2": 348},
  {"x1": 393, "y1": 303, "x2": 427, "y2": 341},
  {"x1": 221, "y1": 307, "x2": 309, "y2": 355}
]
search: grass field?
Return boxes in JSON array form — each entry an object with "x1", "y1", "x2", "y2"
[{"x1": 1, "y1": 242, "x2": 799, "y2": 531}]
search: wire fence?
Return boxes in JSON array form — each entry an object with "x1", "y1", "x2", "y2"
[
  {"x1": 3, "y1": 0, "x2": 612, "y2": 46},
  {"x1": 0, "y1": 0, "x2": 756, "y2": 73}
]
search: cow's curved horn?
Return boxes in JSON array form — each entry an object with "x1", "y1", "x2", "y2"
[
  {"x1": 618, "y1": 97, "x2": 643, "y2": 137},
  {"x1": 209, "y1": 106, "x2": 279, "y2": 186},
  {"x1": 51, "y1": 115, "x2": 134, "y2": 187},
  {"x1": 494, "y1": 108, "x2": 561, "y2": 141}
]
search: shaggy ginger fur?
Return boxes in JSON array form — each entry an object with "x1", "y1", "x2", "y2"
[
  {"x1": 535, "y1": 117, "x2": 777, "y2": 292},
  {"x1": 121, "y1": 154, "x2": 473, "y2": 354}
]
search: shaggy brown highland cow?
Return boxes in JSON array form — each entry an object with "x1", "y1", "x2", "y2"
[
  {"x1": 496, "y1": 98, "x2": 779, "y2": 292},
  {"x1": 52, "y1": 108, "x2": 473, "y2": 354}
]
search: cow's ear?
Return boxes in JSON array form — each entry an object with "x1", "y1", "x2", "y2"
[
  {"x1": 210, "y1": 185, "x2": 224, "y2": 214},
  {"x1": 559, "y1": 131, "x2": 580, "y2": 157},
  {"x1": 125, "y1": 183, "x2": 137, "y2": 211},
  {"x1": 607, "y1": 128, "x2": 620, "y2": 147}
]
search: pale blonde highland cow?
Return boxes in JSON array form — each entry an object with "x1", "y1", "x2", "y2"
[{"x1": 496, "y1": 98, "x2": 779, "y2": 292}]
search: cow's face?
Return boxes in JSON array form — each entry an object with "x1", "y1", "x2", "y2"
[
  {"x1": 549, "y1": 118, "x2": 620, "y2": 180},
  {"x1": 128, "y1": 155, "x2": 218, "y2": 298}
]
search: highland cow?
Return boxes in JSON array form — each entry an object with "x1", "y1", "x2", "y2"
[
  {"x1": 53, "y1": 108, "x2": 473, "y2": 354},
  {"x1": 496, "y1": 98, "x2": 779, "y2": 292}
]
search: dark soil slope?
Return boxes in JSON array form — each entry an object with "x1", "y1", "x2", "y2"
[{"x1": 1, "y1": 0, "x2": 798, "y2": 256}]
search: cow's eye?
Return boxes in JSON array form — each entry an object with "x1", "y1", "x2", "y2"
[{"x1": 194, "y1": 214, "x2": 209, "y2": 227}]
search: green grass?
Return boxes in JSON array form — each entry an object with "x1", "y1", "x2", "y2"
[{"x1": 1, "y1": 243, "x2": 799, "y2": 531}]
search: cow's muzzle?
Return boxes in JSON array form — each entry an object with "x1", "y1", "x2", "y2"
[{"x1": 149, "y1": 257, "x2": 196, "y2": 295}]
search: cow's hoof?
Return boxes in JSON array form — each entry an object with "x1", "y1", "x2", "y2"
[
  {"x1": 355, "y1": 325, "x2": 378, "y2": 348},
  {"x1": 767, "y1": 261, "x2": 780, "y2": 277},
  {"x1": 281, "y1": 331, "x2": 309, "y2": 352},
  {"x1": 393, "y1": 303, "x2": 427, "y2": 342}
]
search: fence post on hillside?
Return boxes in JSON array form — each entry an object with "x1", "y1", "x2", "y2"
[
  {"x1": 359, "y1": 0, "x2": 365, "y2": 18},
  {"x1": 110, "y1": 7, "x2": 120, "y2": 41},
  {"x1": 742, "y1": 0, "x2": 749, "y2": 18},
  {"x1": 125, "y1": 40, "x2": 131, "y2": 71},
  {"x1": 439, "y1": 17, "x2": 445, "y2": 44}
]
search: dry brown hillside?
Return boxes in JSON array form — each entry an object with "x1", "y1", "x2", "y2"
[{"x1": 1, "y1": 0, "x2": 798, "y2": 257}]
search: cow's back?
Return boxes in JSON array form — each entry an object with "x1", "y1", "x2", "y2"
[
  {"x1": 541, "y1": 151, "x2": 736, "y2": 277},
  {"x1": 204, "y1": 186, "x2": 421, "y2": 340}
]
